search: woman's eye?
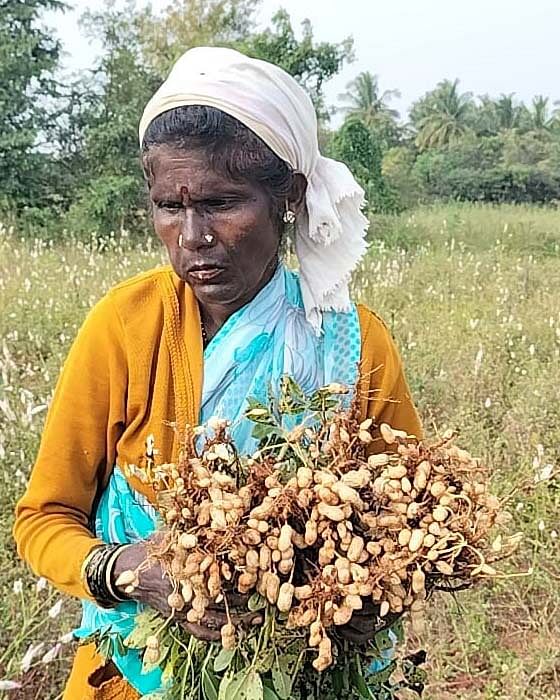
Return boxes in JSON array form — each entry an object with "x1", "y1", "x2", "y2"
[
  {"x1": 155, "y1": 199, "x2": 238, "y2": 213},
  {"x1": 157, "y1": 201, "x2": 182, "y2": 211},
  {"x1": 205, "y1": 199, "x2": 236, "y2": 210}
]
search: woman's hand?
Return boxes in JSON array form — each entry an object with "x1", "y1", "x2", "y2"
[
  {"x1": 338, "y1": 601, "x2": 400, "y2": 644},
  {"x1": 111, "y1": 539, "x2": 262, "y2": 641},
  {"x1": 112, "y1": 539, "x2": 173, "y2": 616},
  {"x1": 181, "y1": 599, "x2": 263, "y2": 642}
]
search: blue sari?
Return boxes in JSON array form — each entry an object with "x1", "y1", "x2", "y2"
[{"x1": 75, "y1": 264, "x2": 364, "y2": 695}]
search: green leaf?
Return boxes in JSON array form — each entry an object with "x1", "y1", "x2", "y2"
[
  {"x1": 114, "y1": 634, "x2": 126, "y2": 657},
  {"x1": 374, "y1": 628, "x2": 394, "y2": 652},
  {"x1": 247, "y1": 593, "x2": 267, "y2": 612},
  {"x1": 214, "y1": 648, "x2": 235, "y2": 673},
  {"x1": 350, "y1": 661, "x2": 375, "y2": 699},
  {"x1": 244, "y1": 670, "x2": 265, "y2": 700},
  {"x1": 227, "y1": 672, "x2": 247, "y2": 700},
  {"x1": 245, "y1": 397, "x2": 268, "y2": 412},
  {"x1": 251, "y1": 423, "x2": 282, "y2": 441},
  {"x1": 391, "y1": 618, "x2": 405, "y2": 644},
  {"x1": 161, "y1": 658, "x2": 175, "y2": 686},
  {"x1": 401, "y1": 650, "x2": 428, "y2": 694},
  {"x1": 262, "y1": 687, "x2": 280, "y2": 700},
  {"x1": 271, "y1": 662, "x2": 292, "y2": 700},
  {"x1": 218, "y1": 672, "x2": 233, "y2": 700},
  {"x1": 226, "y1": 669, "x2": 264, "y2": 700},
  {"x1": 202, "y1": 664, "x2": 219, "y2": 700},
  {"x1": 277, "y1": 651, "x2": 301, "y2": 678},
  {"x1": 332, "y1": 669, "x2": 345, "y2": 693},
  {"x1": 124, "y1": 609, "x2": 162, "y2": 649},
  {"x1": 368, "y1": 661, "x2": 397, "y2": 686},
  {"x1": 253, "y1": 647, "x2": 274, "y2": 674},
  {"x1": 98, "y1": 636, "x2": 111, "y2": 660}
]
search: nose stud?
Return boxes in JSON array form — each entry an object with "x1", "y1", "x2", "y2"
[{"x1": 177, "y1": 233, "x2": 215, "y2": 248}]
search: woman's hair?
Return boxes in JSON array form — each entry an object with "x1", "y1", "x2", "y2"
[{"x1": 141, "y1": 105, "x2": 295, "y2": 225}]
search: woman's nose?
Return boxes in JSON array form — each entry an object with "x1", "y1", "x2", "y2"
[{"x1": 178, "y1": 207, "x2": 206, "y2": 249}]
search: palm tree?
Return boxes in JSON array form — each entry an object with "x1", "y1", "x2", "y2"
[
  {"x1": 414, "y1": 79, "x2": 474, "y2": 150},
  {"x1": 475, "y1": 93, "x2": 524, "y2": 135},
  {"x1": 338, "y1": 71, "x2": 401, "y2": 126},
  {"x1": 494, "y1": 93, "x2": 524, "y2": 131},
  {"x1": 553, "y1": 100, "x2": 560, "y2": 133},
  {"x1": 529, "y1": 95, "x2": 555, "y2": 132}
]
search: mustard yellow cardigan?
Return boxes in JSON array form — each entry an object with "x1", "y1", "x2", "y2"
[{"x1": 13, "y1": 265, "x2": 422, "y2": 699}]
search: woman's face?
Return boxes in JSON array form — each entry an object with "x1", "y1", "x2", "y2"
[{"x1": 147, "y1": 144, "x2": 289, "y2": 316}]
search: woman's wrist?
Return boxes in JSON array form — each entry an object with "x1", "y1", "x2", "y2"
[{"x1": 82, "y1": 543, "x2": 131, "y2": 608}]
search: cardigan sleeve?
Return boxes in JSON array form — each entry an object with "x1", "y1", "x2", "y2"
[
  {"x1": 13, "y1": 292, "x2": 128, "y2": 599},
  {"x1": 357, "y1": 305, "x2": 423, "y2": 445}
]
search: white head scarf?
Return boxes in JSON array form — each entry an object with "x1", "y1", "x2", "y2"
[{"x1": 139, "y1": 46, "x2": 369, "y2": 331}]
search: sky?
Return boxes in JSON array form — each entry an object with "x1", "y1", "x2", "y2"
[{"x1": 46, "y1": 0, "x2": 560, "y2": 122}]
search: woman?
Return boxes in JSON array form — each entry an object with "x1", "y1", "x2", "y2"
[{"x1": 14, "y1": 47, "x2": 421, "y2": 699}]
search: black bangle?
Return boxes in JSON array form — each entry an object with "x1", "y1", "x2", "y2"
[{"x1": 84, "y1": 544, "x2": 129, "y2": 608}]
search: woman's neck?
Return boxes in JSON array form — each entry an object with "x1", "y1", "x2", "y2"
[{"x1": 199, "y1": 257, "x2": 280, "y2": 343}]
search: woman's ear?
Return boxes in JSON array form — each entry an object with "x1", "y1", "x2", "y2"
[
  {"x1": 288, "y1": 173, "x2": 308, "y2": 216},
  {"x1": 141, "y1": 152, "x2": 154, "y2": 188}
]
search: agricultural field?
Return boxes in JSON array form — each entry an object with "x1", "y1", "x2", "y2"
[{"x1": 0, "y1": 203, "x2": 558, "y2": 699}]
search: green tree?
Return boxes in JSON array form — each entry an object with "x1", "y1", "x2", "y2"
[
  {"x1": 331, "y1": 117, "x2": 397, "y2": 213},
  {"x1": 62, "y1": 2, "x2": 160, "y2": 234},
  {"x1": 501, "y1": 130, "x2": 553, "y2": 167},
  {"x1": 0, "y1": 0, "x2": 64, "y2": 209},
  {"x1": 136, "y1": 2, "x2": 353, "y2": 120},
  {"x1": 410, "y1": 79, "x2": 474, "y2": 150},
  {"x1": 527, "y1": 95, "x2": 556, "y2": 133},
  {"x1": 495, "y1": 93, "x2": 525, "y2": 131},
  {"x1": 241, "y1": 9, "x2": 353, "y2": 120},
  {"x1": 338, "y1": 71, "x2": 402, "y2": 148},
  {"x1": 473, "y1": 93, "x2": 526, "y2": 135},
  {"x1": 412, "y1": 132, "x2": 560, "y2": 204},
  {"x1": 338, "y1": 71, "x2": 400, "y2": 124},
  {"x1": 382, "y1": 146, "x2": 423, "y2": 209},
  {"x1": 552, "y1": 102, "x2": 560, "y2": 138},
  {"x1": 137, "y1": 0, "x2": 258, "y2": 78},
  {"x1": 61, "y1": 1, "x2": 353, "y2": 235}
]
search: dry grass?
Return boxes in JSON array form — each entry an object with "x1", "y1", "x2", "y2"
[{"x1": 0, "y1": 203, "x2": 558, "y2": 698}]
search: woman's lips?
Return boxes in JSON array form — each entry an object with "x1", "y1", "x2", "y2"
[{"x1": 187, "y1": 267, "x2": 225, "y2": 282}]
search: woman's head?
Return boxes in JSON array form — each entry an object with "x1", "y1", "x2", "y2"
[
  {"x1": 139, "y1": 46, "x2": 368, "y2": 330},
  {"x1": 142, "y1": 105, "x2": 307, "y2": 315}
]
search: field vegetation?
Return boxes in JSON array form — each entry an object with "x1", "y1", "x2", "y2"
[{"x1": 0, "y1": 203, "x2": 558, "y2": 699}]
